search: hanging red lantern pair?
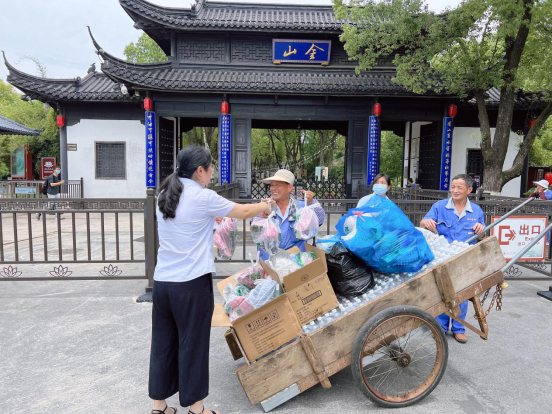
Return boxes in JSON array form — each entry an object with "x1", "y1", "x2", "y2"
[
  {"x1": 373, "y1": 103, "x2": 381, "y2": 117},
  {"x1": 221, "y1": 101, "x2": 229, "y2": 115},
  {"x1": 56, "y1": 115, "x2": 65, "y2": 128},
  {"x1": 143, "y1": 97, "x2": 152, "y2": 111}
]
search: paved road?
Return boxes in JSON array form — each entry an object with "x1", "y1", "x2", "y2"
[{"x1": 1, "y1": 276, "x2": 550, "y2": 414}]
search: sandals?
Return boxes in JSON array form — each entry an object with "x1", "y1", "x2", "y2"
[
  {"x1": 151, "y1": 404, "x2": 177, "y2": 414},
  {"x1": 189, "y1": 406, "x2": 219, "y2": 414}
]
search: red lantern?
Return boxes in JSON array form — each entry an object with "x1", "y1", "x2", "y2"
[
  {"x1": 448, "y1": 104, "x2": 458, "y2": 118},
  {"x1": 373, "y1": 103, "x2": 381, "y2": 117},
  {"x1": 545, "y1": 172, "x2": 552, "y2": 185},
  {"x1": 143, "y1": 97, "x2": 152, "y2": 111},
  {"x1": 221, "y1": 101, "x2": 229, "y2": 115},
  {"x1": 56, "y1": 115, "x2": 65, "y2": 128},
  {"x1": 529, "y1": 118, "x2": 536, "y2": 129}
]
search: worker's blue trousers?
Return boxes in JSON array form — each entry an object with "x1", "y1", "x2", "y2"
[{"x1": 436, "y1": 300, "x2": 468, "y2": 334}]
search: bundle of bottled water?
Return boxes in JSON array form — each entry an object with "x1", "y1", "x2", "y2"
[{"x1": 302, "y1": 234, "x2": 471, "y2": 334}]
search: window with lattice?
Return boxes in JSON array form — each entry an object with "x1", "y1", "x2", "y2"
[{"x1": 95, "y1": 142, "x2": 126, "y2": 179}]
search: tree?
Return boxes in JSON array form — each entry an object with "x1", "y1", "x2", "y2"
[
  {"x1": 124, "y1": 33, "x2": 168, "y2": 63},
  {"x1": 380, "y1": 131, "x2": 403, "y2": 184},
  {"x1": 334, "y1": 0, "x2": 552, "y2": 193},
  {"x1": 0, "y1": 80, "x2": 59, "y2": 179}
]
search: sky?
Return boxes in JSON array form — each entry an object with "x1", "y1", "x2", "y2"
[{"x1": 0, "y1": 0, "x2": 461, "y2": 83}]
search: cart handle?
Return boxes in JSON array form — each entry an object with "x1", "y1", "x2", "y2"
[
  {"x1": 501, "y1": 220, "x2": 552, "y2": 272},
  {"x1": 465, "y1": 197, "x2": 536, "y2": 244}
]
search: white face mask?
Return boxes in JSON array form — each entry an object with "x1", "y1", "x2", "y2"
[
  {"x1": 373, "y1": 183, "x2": 388, "y2": 195},
  {"x1": 55, "y1": 170, "x2": 61, "y2": 175}
]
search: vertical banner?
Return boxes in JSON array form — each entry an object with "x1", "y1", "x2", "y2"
[
  {"x1": 145, "y1": 111, "x2": 156, "y2": 187},
  {"x1": 219, "y1": 114, "x2": 232, "y2": 185},
  {"x1": 440, "y1": 117, "x2": 454, "y2": 190},
  {"x1": 367, "y1": 115, "x2": 381, "y2": 185}
]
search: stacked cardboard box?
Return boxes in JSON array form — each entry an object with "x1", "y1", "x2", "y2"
[{"x1": 212, "y1": 245, "x2": 338, "y2": 362}]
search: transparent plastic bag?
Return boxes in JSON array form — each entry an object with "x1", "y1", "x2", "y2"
[
  {"x1": 229, "y1": 298, "x2": 255, "y2": 322},
  {"x1": 251, "y1": 213, "x2": 281, "y2": 255},
  {"x1": 236, "y1": 252, "x2": 266, "y2": 288},
  {"x1": 335, "y1": 197, "x2": 434, "y2": 274},
  {"x1": 294, "y1": 203, "x2": 320, "y2": 240},
  {"x1": 223, "y1": 283, "x2": 252, "y2": 313},
  {"x1": 214, "y1": 217, "x2": 238, "y2": 260},
  {"x1": 290, "y1": 251, "x2": 316, "y2": 267},
  {"x1": 266, "y1": 248, "x2": 300, "y2": 283},
  {"x1": 248, "y1": 277, "x2": 278, "y2": 309},
  {"x1": 316, "y1": 234, "x2": 339, "y2": 253}
]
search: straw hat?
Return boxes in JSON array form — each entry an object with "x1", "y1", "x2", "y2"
[{"x1": 262, "y1": 169, "x2": 295, "y2": 185}]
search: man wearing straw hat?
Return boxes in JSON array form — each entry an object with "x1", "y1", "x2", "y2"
[
  {"x1": 529, "y1": 179, "x2": 552, "y2": 200},
  {"x1": 258, "y1": 169, "x2": 325, "y2": 260}
]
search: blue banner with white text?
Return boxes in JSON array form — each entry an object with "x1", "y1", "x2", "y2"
[
  {"x1": 145, "y1": 111, "x2": 156, "y2": 188},
  {"x1": 219, "y1": 114, "x2": 231, "y2": 185},
  {"x1": 367, "y1": 116, "x2": 381, "y2": 186},
  {"x1": 440, "y1": 117, "x2": 454, "y2": 190}
]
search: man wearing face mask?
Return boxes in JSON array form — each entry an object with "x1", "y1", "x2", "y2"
[
  {"x1": 420, "y1": 174, "x2": 485, "y2": 344},
  {"x1": 36, "y1": 165, "x2": 65, "y2": 220},
  {"x1": 357, "y1": 173, "x2": 392, "y2": 208}
]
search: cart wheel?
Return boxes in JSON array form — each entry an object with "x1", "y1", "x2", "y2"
[{"x1": 351, "y1": 305, "x2": 448, "y2": 408}]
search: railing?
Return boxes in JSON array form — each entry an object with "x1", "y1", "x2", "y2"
[
  {"x1": 0, "y1": 178, "x2": 83, "y2": 199},
  {"x1": 0, "y1": 197, "x2": 146, "y2": 281},
  {"x1": 251, "y1": 178, "x2": 348, "y2": 200},
  {"x1": 208, "y1": 182, "x2": 240, "y2": 199},
  {"x1": 2, "y1": 193, "x2": 550, "y2": 288}
]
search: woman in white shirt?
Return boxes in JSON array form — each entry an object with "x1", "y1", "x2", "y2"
[
  {"x1": 357, "y1": 173, "x2": 392, "y2": 208},
  {"x1": 149, "y1": 146, "x2": 271, "y2": 414}
]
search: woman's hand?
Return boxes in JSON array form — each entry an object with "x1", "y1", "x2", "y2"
[{"x1": 261, "y1": 199, "x2": 274, "y2": 217}]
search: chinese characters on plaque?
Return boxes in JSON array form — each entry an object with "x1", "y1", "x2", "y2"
[
  {"x1": 440, "y1": 117, "x2": 454, "y2": 191},
  {"x1": 367, "y1": 116, "x2": 381, "y2": 185},
  {"x1": 145, "y1": 111, "x2": 156, "y2": 188},
  {"x1": 272, "y1": 39, "x2": 331, "y2": 65},
  {"x1": 219, "y1": 114, "x2": 231, "y2": 185}
]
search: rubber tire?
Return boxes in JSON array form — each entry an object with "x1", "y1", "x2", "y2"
[{"x1": 351, "y1": 305, "x2": 448, "y2": 408}]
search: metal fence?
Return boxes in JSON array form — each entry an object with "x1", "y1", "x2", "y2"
[
  {"x1": 251, "y1": 178, "x2": 348, "y2": 200},
  {"x1": 0, "y1": 178, "x2": 83, "y2": 199},
  {"x1": 1, "y1": 192, "x2": 550, "y2": 288}
]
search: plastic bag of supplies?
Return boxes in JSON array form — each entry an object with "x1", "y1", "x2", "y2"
[
  {"x1": 236, "y1": 252, "x2": 266, "y2": 288},
  {"x1": 251, "y1": 213, "x2": 281, "y2": 256},
  {"x1": 335, "y1": 196, "x2": 434, "y2": 274},
  {"x1": 214, "y1": 217, "x2": 238, "y2": 260},
  {"x1": 326, "y1": 242, "x2": 375, "y2": 296},
  {"x1": 294, "y1": 201, "x2": 321, "y2": 240}
]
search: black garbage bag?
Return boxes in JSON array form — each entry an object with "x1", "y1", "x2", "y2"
[{"x1": 326, "y1": 242, "x2": 375, "y2": 296}]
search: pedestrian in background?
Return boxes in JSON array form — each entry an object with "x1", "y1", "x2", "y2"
[{"x1": 36, "y1": 165, "x2": 65, "y2": 220}]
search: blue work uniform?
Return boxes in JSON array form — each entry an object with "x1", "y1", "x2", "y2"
[
  {"x1": 258, "y1": 198, "x2": 325, "y2": 261},
  {"x1": 423, "y1": 197, "x2": 485, "y2": 334}
]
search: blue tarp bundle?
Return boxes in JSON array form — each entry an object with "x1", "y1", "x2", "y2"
[{"x1": 321, "y1": 196, "x2": 434, "y2": 274}]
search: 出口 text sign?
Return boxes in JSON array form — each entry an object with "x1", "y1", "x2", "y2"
[{"x1": 491, "y1": 216, "x2": 548, "y2": 261}]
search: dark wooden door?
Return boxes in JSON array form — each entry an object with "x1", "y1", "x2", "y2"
[
  {"x1": 158, "y1": 117, "x2": 175, "y2": 185},
  {"x1": 418, "y1": 122, "x2": 442, "y2": 190}
]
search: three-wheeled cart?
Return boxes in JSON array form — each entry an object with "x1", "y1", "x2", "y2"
[{"x1": 223, "y1": 236, "x2": 509, "y2": 411}]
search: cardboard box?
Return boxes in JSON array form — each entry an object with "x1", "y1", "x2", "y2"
[
  {"x1": 262, "y1": 244, "x2": 339, "y2": 326},
  {"x1": 212, "y1": 269, "x2": 302, "y2": 362}
]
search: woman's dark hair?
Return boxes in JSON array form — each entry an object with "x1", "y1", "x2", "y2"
[
  {"x1": 158, "y1": 145, "x2": 212, "y2": 220},
  {"x1": 372, "y1": 173, "x2": 391, "y2": 187}
]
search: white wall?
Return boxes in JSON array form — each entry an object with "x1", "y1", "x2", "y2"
[
  {"x1": 67, "y1": 119, "x2": 146, "y2": 198},
  {"x1": 451, "y1": 127, "x2": 521, "y2": 197}
]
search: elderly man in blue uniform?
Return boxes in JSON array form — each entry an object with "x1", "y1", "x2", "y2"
[
  {"x1": 420, "y1": 174, "x2": 485, "y2": 344},
  {"x1": 258, "y1": 169, "x2": 325, "y2": 260}
]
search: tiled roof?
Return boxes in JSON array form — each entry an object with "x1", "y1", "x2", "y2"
[
  {"x1": 93, "y1": 38, "x2": 414, "y2": 96},
  {"x1": 0, "y1": 114, "x2": 42, "y2": 136},
  {"x1": 463, "y1": 87, "x2": 548, "y2": 110},
  {"x1": 120, "y1": 0, "x2": 345, "y2": 33},
  {"x1": 3, "y1": 52, "x2": 139, "y2": 103}
]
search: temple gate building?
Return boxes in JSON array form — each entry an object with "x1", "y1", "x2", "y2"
[{"x1": 4, "y1": 0, "x2": 545, "y2": 198}]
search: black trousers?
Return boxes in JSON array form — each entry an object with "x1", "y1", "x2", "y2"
[{"x1": 149, "y1": 274, "x2": 214, "y2": 407}]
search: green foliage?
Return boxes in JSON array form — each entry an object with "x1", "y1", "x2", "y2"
[
  {"x1": 0, "y1": 80, "x2": 59, "y2": 179},
  {"x1": 380, "y1": 131, "x2": 403, "y2": 183},
  {"x1": 529, "y1": 119, "x2": 552, "y2": 166},
  {"x1": 124, "y1": 33, "x2": 168, "y2": 63}
]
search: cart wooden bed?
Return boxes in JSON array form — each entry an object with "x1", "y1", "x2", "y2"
[{"x1": 224, "y1": 236, "x2": 507, "y2": 411}]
